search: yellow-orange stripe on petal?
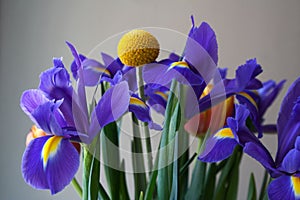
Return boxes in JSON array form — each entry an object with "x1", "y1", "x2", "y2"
[
  {"x1": 169, "y1": 61, "x2": 190, "y2": 69},
  {"x1": 87, "y1": 66, "x2": 111, "y2": 77},
  {"x1": 154, "y1": 91, "x2": 168, "y2": 102},
  {"x1": 292, "y1": 176, "x2": 300, "y2": 197},
  {"x1": 214, "y1": 128, "x2": 234, "y2": 139},
  {"x1": 130, "y1": 97, "x2": 147, "y2": 108},
  {"x1": 41, "y1": 136, "x2": 63, "y2": 169},
  {"x1": 238, "y1": 92, "x2": 258, "y2": 110}
]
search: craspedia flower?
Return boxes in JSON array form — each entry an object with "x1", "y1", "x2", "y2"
[{"x1": 117, "y1": 29, "x2": 160, "y2": 67}]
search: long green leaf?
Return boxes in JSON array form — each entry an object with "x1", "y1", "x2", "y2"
[
  {"x1": 131, "y1": 115, "x2": 147, "y2": 199},
  {"x1": 258, "y1": 170, "x2": 269, "y2": 200},
  {"x1": 184, "y1": 160, "x2": 207, "y2": 199},
  {"x1": 119, "y1": 160, "x2": 130, "y2": 200},
  {"x1": 82, "y1": 134, "x2": 101, "y2": 200},
  {"x1": 214, "y1": 146, "x2": 241, "y2": 200},
  {"x1": 203, "y1": 163, "x2": 217, "y2": 200},
  {"x1": 170, "y1": 132, "x2": 179, "y2": 200},
  {"x1": 247, "y1": 173, "x2": 257, "y2": 200},
  {"x1": 102, "y1": 121, "x2": 120, "y2": 200},
  {"x1": 225, "y1": 150, "x2": 241, "y2": 200},
  {"x1": 157, "y1": 80, "x2": 178, "y2": 200}
]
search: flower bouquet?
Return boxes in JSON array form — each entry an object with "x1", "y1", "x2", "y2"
[{"x1": 20, "y1": 16, "x2": 300, "y2": 200}]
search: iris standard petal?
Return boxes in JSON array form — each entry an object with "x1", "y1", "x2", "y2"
[
  {"x1": 31, "y1": 100, "x2": 65, "y2": 136},
  {"x1": 258, "y1": 80, "x2": 285, "y2": 116},
  {"x1": 70, "y1": 54, "x2": 86, "y2": 79},
  {"x1": 268, "y1": 175, "x2": 300, "y2": 200},
  {"x1": 96, "y1": 81, "x2": 130, "y2": 128},
  {"x1": 187, "y1": 16, "x2": 218, "y2": 65},
  {"x1": 39, "y1": 59, "x2": 74, "y2": 126},
  {"x1": 279, "y1": 137, "x2": 300, "y2": 174},
  {"x1": 20, "y1": 89, "x2": 49, "y2": 122},
  {"x1": 276, "y1": 98, "x2": 300, "y2": 165},
  {"x1": 277, "y1": 77, "x2": 300, "y2": 150},
  {"x1": 199, "y1": 128, "x2": 238, "y2": 162},
  {"x1": 22, "y1": 135, "x2": 80, "y2": 194}
]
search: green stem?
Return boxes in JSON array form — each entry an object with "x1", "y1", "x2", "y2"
[
  {"x1": 71, "y1": 178, "x2": 83, "y2": 199},
  {"x1": 136, "y1": 67, "x2": 153, "y2": 172}
]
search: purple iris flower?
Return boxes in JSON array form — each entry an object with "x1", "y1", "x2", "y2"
[
  {"x1": 20, "y1": 87, "x2": 80, "y2": 194},
  {"x1": 67, "y1": 42, "x2": 159, "y2": 130},
  {"x1": 143, "y1": 16, "x2": 217, "y2": 89},
  {"x1": 199, "y1": 77, "x2": 300, "y2": 200},
  {"x1": 20, "y1": 43, "x2": 134, "y2": 194}
]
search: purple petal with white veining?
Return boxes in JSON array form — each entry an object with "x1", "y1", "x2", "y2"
[
  {"x1": 95, "y1": 81, "x2": 130, "y2": 134},
  {"x1": 44, "y1": 138, "x2": 80, "y2": 194},
  {"x1": 20, "y1": 89, "x2": 48, "y2": 122},
  {"x1": 31, "y1": 100, "x2": 65, "y2": 136},
  {"x1": 268, "y1": 175, "x2": 300, "y2": 200},
  {"x1": 22, "y1": 136, "x2": 51, "y2": 190},
  {"x1": 199, "y1": 132, "x2": 238, "y2": 163},
  {"x1": 22, "y1": 136, "x2": 79, "y2": 194},
  {"x1": 277, "y1": 77, "x2": 300, "y2": 149},
  {"x1": 187, "y1": 17, "x2": 218, "y2": 65}
]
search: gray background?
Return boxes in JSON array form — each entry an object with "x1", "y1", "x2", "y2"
[{"x1": 1, "y1": 0, "x2": 300, "y2": 199}]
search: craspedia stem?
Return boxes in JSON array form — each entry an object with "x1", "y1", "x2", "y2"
[{"x1": 117, "y1": 29, "x2": 159, "y2": 67}]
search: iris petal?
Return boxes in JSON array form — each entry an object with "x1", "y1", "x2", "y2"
[
  {"x1": 22, "y1": 136, "x2": 80, "y2": 194},
  {"x1": 95, "y1": 81, "x2": 130, "y2": 130},
  {"x1": 268, "y1": 175, "x2": 300, "y2": 200},
  {"x1": 199, "y1": 128, "x2": 238, "y2": 162}
]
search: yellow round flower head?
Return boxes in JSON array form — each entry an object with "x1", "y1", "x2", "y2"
[{"x1": 117, "y1": 29, "x2": 160, "y2": 67}]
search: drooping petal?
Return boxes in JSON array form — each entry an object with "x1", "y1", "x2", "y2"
[
  {"x1": 243, "y1": 142, "x2": 279, "y2": 177},
  {"x1": 22, "y1": 135, "x2": 80, "y2": 194},
  {"x1": 199, "y1": 128, "x2": 238, "y2": 162},
  {"x1": 145, "y1": 84, "x2": 169, "y2": 115},
  {"x1": 80, "y1": 58, "x2": 111, "y2": 86},
  {"x1": 167, "y1": 61, "x2": 204, "y2": 85},
  {"x1": 268, "y1": 175, "x2": 300, "y2": 200},
  {"x1": 95, "y1": 81, "x2": 130, "y2": 135},
  {"x1": 143, "y1": 60, "x2": 204, "y2": 86},
  {"x1": 129, "y1": 94, "x2": 151, "y2": 122}
]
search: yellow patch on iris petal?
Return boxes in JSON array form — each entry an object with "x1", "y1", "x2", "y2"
[
  {"x1": 41, "y1": 136, "x2": 63, "y2": 169},
  {"x1": 170, "y1": 61, "x2": 190, "y2": 69},
  {"x1": 292, "y1": 176, "x2": 300, "y2": 196},
  {"x1": 117, "y1": 29, "x2": 159, "y2": 67},
  {"x1": 214, "y1": 128, "x2": 234, "y2": 138},
  {"x1": 154, "y1": 91, "x2": 168, "y2": 101},
  {"x1": 238, "y1": 92, "x2": 258, "y2": 110},
  {"x1": 87, "y1": 66, "x2": 111, "y2": 77},
  {"x1": 130, "y1": 97, "x2": 147, "y2": 108}
]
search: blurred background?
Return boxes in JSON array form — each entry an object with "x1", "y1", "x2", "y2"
[{"x1": 1, "y1": 0, "x2": 300, "y2": 199}]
